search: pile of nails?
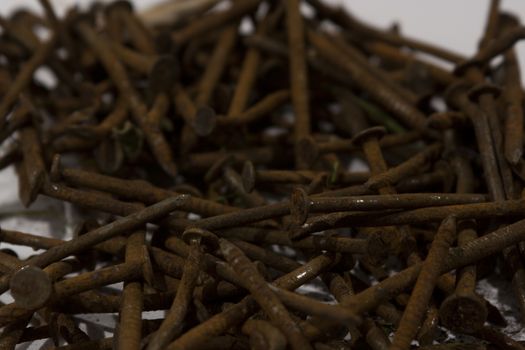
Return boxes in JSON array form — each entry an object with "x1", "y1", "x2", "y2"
[{"x1": 2, "y1": 0, "x2": 525, "y2": 349}]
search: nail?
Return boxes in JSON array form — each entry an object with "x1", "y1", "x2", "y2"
[
  {"x1": 51, "y1": 313, "x2": 90, "y2": 345},
  {"x1": 169, "y1": 253, "x2": 335, "y2": 350},
  {"x1": 150, "y1": 55, "x2": 179, "y2": 93},
  {"x1": 241, "y1": 161, "x2": 368, "y2": 193},
  {"x1": 468, "y1": 83, "x2": 515, "y2": 200},
  {"x1": 363, "y1": 142, "x2": 442, "y2": 191},
  {"x1": 0, "y1": 104, "x2": 30, "y2": 145},
  {"x1": 439, "y1": 222, "x2": 487, "y2": 333},
  {"x1": 10, "y1": 265, "x2": 53, "y2": 310},
  {"x1": 501, "y1": 45, "x2": 523, "y2": 165},
  {"x1": 75, "y1": 19, "x2": 178, "y2": 177},
  {"x1": 308, "y1": 30, "x2": 428, "y2": 133},
  {"x1": 345, "y1": 212, "x2": 525, "y2": 318},
  {"x1": 219, "y1": 238, "x2": 312, "y2": 350},
  {"x1": 416, "y1": 302, "x2": 440, "y2": 346},
  {"x1": 477, "y1": 0, "x2": 501, "y2": 49},
  {"x1": 427, "y1": 111, "x2": 468, "y2": 130},
  {"x1": 285, "y1": 0, "x2": 312, "y2": 169},
  {"x1": 390, "y1": 216, "x2": 457, "y2": 350},
  {"x1": 226, "y1": 6, "x2": 280, "y2": 117},
  {"x1": 219, "y1": 89, "x2": 291, "y2": 126},
  {"x1": 456, "y1": 26, "x2": 525, "y2": 73},
  {"x1": 105, "y1": 1, "x2": 156, "y2": 55},
  {"x1": 0, "y1": 196, "x2": 187, "y2": 296},
  {"x1": 0, "y1": 314, "x2": 32, "y2": 349},
  {"x1": 109, "y1": 41, "x2": 156, "y2": 74},
  {"x1": 174, "y1": 84, "x2": 217, "y2": 136},
  {"x1": 116, "y1": 230, "x2": 145, "y2": 350},
  {"x1": 0, "y1": 259, "x2": 81, "y2": 324},
  {"x1": 363, "y1": 318, "x2": 391, "y2": 350},
  {"x1": 227, "y1": 239, "x2": 300, "y2": 273},
  {"x1": 291, "y1": 186, "x2": 485, "y2": 225},
  {"x1": 37, "y1": 0, "x2": 76, "y2": 58},
  {"x1": 331, "y1": 35, "x2": 419, "y2": 106},
  {"x1": 292, "y1": 196, "x2": 525, "y2": 238},
  {"x1": 56, "y1": 163, "x2": 236, "y2": 216},
  {"x1": 269, "y1": 284, "x2": 361, "y2": 325},
  {"x1": 0, "y1": 34, "x2": 56, "y2": 127},
  {"x1": 147, "y1": 229, "x2": 204, "y2": 350},
  {"x1": 195, "y1": 25, "x2": 238, "y2": 108},
  {"x1": 361, "y1": 41, "x2": 458, "y2": 86},
  {"x1": 0, "y1": 262, "x2": 142, "y2": 327},
  {"x1": 164, "y1": 235, "x2": 247, "y2": 290},
  {"x1": 220, "y1": 226, "x2": 369, "y2": 255},
  {"x1": 171, "y1": 0, "x2": 260, "y2": 45},
  {"x1": 472, "y1": 325, "x2": 524, "y2": 350},
  {"x1": 308, "y1": 0, "x2": 466, "y2": 63},
  {"x1": 18, "y1": 125, "x2": 47, "y2": 207}
]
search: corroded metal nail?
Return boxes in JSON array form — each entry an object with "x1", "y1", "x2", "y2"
[
  {"x1": 308, "y1": 30, "x2": 428, "y2": 132},
  {"x1": 0, "y1": 196, "x2": 188, "y2": 294},
  {"x1": 0, "y1": 34, "x2": 56, "y2": 127},
  {"x1": 10, "y1": 265, "x2": 53, "y2": 310},
  {"x1": 147, "y1": 228, "x2": 204, "y2": 350},
  {"x1": 169, "y1": 253, "x2": 335, "y2": 350},
  {"x1": 390, "y1": 216, "x2": 457, "y2": 350},
  {"x1": 75, "y1": 18, "x2": 178, "y2": 177},
  {"x1": 220, "y1": 238, "x2": 313, "y2": 350},
  {"x1": 439, "y1": 222, "x2": 487, "y2": 334},
  {"x1": 116, "y1": 230, "x2": 145, "y2": 350}
]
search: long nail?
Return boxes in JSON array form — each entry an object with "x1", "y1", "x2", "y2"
[
  {"x1": 75, "y1": 19, "x2": 178, "y2": 177},
  {"x1": 147, "y1": 229, "x2": 204, "y2": 350},
  {"x1": 0, "y1": 195, "x2": 187, "y2": 295},
  {"x1": 0, "y1": 34, "x2": 56, "y2": 127},
  {"x1": 219, "y1": 238, "x2": 312, "y2": 350},
  {"x1": 171, "y1": 0, "x2": 260, "y2": 45},
  {"x1": 439, "y1": 222, "x2": 487, "y2": 333},
  {"x1": 168, "y1": 253, "x2": 335, "y2": 350},
  {"x1": 501, "y1": 44, "x2": 523, "y2": 165},
  {"x1": 18, "y1": 125, "x2": 47, "y2": 207},
  {"x1": 308, "y1": 30, "x2": 428, "y2": 133},
  {"x1": 116, "y1": 230, "x2": 145, "y2": 350},
  {"x1": 105, "y1": 1, "x2": 156, "y2": 55},
  {"x1": 390, "y1": 216, "x2": 457, "y2": 350},
  {"x1": 308, "y1": 0, "x2": 466, "y2": 63}
]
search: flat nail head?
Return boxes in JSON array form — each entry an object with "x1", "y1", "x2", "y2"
[
  {"x1": 290, "y1": 187, "x2": 309, "y2": 227},
  {"x1": 351, "y1": 126, "x2": 387, "y2": 146},
  {"x1": 467, "y1": 83, "x2": 501, "y2": 102},
  {"x1": 241, "y1": 161, "x2": 256, "y2": 193},
  {"x1": 439, "y1": 293, "x2": 488, "y2": 333},
  {"x1": 182, "y1": 227, "x2": 219, "y2": 249},
  {"x1": 296, "y1": 136, "x2": 319, "y2": 167},
  {"x1": 192, "y1": 106, "x2": 217, "y2": 136},
  {"x1": 10, "y1": 265, "x2": 53, "y2": 309}
]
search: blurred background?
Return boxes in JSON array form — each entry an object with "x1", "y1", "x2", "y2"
[{"x1": 0, "y1": 0, "x2": 523, "y2": 81}]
